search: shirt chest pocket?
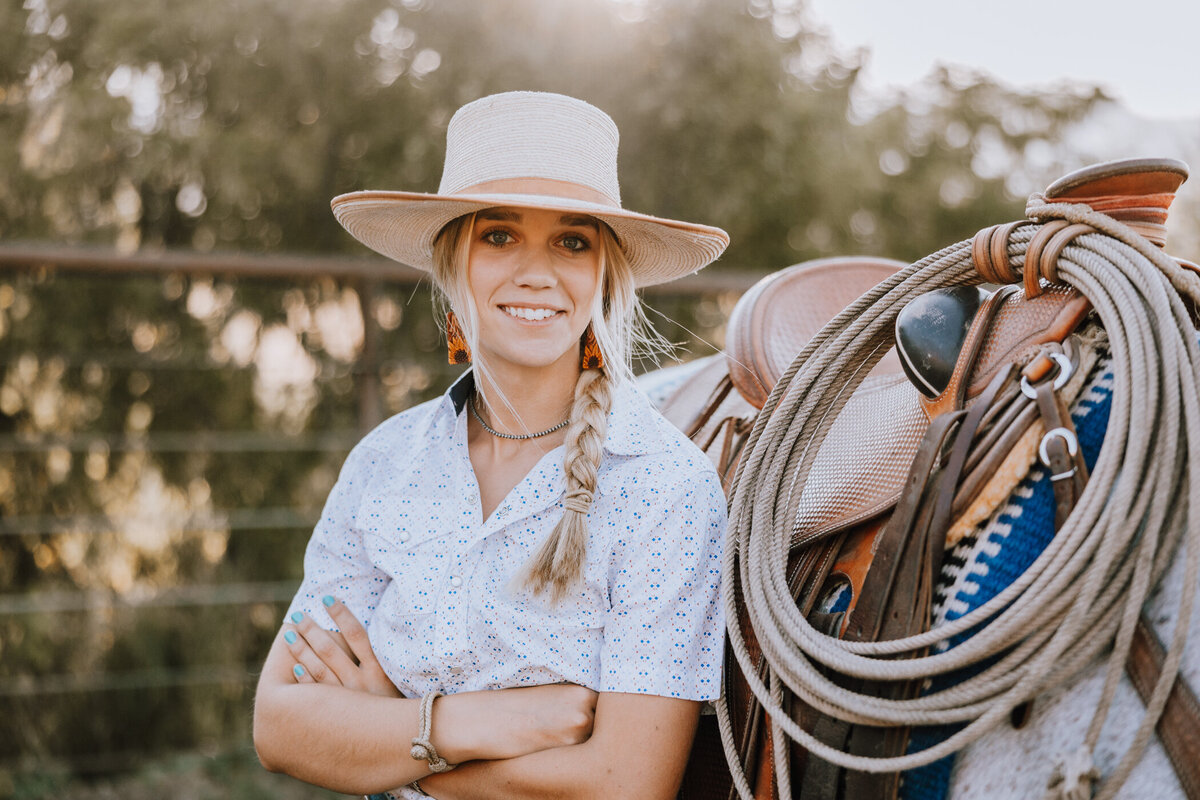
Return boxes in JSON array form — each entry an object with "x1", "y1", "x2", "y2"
[{"x1": 357, "y1": 496, "x2": 460, "y2": 618}]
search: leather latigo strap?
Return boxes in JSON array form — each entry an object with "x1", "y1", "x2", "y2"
[
  {"x1": 1127, "y1": 617, "x2": 1200, "y2": 800},
  {"x1": 814, "y1": 345, "x2": 1018, "y2": 800}
]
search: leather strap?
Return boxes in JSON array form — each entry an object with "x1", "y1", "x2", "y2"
[
  {"x1": 832, "y1": 368, "x2": 1016, "y2": 800},
  {"x1": 1027, "y1": 354, "x2": 1089, "y2": 528},
  {"x1": 928, "y1": 366, "x2": 1016, "y2": 569},
  {"x1": 1126, "y1": 616, "x2": 1200, "y2": 800},
  {"x1": 1022, "y1": 220, "x2": 1071, "y2": 298},
  {"x1": 843, "y1": 410, "x2": 963, "y2": 642},
  {"x1": 824, "y1": 416, "x2": 960, "y2": 800},
  {"x1": 686, "y1": 374, "x2": 736, "y2": 439},
  {"x1": 921, "y1": 285, "x2": 1018, "y2": 420}
]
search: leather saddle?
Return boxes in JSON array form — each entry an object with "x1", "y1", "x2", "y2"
[
  {"x1": 658, "y1": 257, "x2": 908, "y2": 496},
  {"x1": 663, "y1": 159, "x2": 1200, "y2": 800}
]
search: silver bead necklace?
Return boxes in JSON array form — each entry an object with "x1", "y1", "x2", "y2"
[{"x1": 468, "y1": 395, "x2": 570, "y2": 440}]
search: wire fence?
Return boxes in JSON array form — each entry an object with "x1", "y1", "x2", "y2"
[{"x1": 0, "y1": 243, "x2": 755, "y2": 781}]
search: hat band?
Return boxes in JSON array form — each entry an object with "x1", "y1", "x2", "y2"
[{"x1": 452, "y1": 177, "x2": 620, "y2": 209}]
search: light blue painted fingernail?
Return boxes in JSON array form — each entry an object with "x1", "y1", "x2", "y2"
[
  {"x1": 322, "y1": 595, "x2": 335, "y2": 608},
  {"x1": 293, "y1": 664, "x2": 305, "y2": 678},
  {"x1": 284, "y1": 631, "x2": 297, "y2": 645},
  {"x1": 291, "y1": 611, "x2": 303, "y2": 624}
]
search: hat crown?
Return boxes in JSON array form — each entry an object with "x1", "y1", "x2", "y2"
[{"x1": 437, "y1": 91, "x2": 622, "y2": 206}]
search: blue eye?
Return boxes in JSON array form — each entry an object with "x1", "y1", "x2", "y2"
[
  {"x1": 483, "y1": 230, "x2": 513, "y2": 246},
  {"x1": 561, "y1": 235, "x2": 590, "y2": 252}
]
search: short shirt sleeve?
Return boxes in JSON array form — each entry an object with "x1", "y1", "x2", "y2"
[
  {"x1": 284, "y1": 440, "x2": 388, "y2": 632},
  {"x1": 599, "y1": 468, "x2": 726, "y2": 700}
]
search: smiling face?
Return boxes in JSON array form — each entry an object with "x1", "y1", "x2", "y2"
[{"x1": 464, "y1": 206, "x2": 604, "y2": 375}]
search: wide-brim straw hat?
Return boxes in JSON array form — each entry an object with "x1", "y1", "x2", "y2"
[{"x1": 330, "y1": 91, "x2": 730, "y2": 288}]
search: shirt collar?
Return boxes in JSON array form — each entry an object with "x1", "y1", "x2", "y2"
[
  {"x1": 439, "y1": 370, "x2": 667, "y2": 457},
  {"x1": 446, "y1": 369, "x2": 475, "y2": 415}
]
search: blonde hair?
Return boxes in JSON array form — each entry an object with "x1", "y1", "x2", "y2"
[{"x1": 432, "y1": 212, "x2": 658, "y2": 601}]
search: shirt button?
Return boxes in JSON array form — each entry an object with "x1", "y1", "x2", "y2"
[
  {"x1": 398, "y1": 531, "x2": 410, "y2": 543},
  {"x1": 450, "y1": 575, "x2": 462, "y2": 588}
]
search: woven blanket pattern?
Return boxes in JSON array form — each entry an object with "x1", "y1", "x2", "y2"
[{"x1": 897, "y1": 346, "x2": 1115, "y2": 800}]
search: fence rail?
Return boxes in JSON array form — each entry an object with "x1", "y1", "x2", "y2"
[{"x1": 0, "y1": 241, "x2": 766, "y2": 293}]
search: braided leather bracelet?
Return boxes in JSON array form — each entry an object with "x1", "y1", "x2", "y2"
[{"x1": 410, "y1": 691, "x2": 456, "y2": 773}]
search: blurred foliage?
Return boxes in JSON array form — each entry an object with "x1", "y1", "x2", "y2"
[
  {"x1": 2, "y1": 0, "x2": 1112, "y2": 261},
  {"x1": 0, "y1": 0, "x2": 1147, "y2": 791}
]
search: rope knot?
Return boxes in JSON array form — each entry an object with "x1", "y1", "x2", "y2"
[
  {"x1": 1043, "y1": 746, "x2": 1100, "y2": 800},
  {"x1": 563, "y1": 489, "x2": 593, "y2": 514}
]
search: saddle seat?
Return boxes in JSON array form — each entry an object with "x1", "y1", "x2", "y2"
[{"x1": 724, "y1": 257, "x2": 928, "y2": 546}]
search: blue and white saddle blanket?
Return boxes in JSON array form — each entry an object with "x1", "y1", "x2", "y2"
[{"x1": 899, "y1": 344, "x2": 1116, "y2": 800}]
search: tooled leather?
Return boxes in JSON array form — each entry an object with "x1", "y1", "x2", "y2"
[
  {"x1": 964, "y1": 288, "x2": 1092, "y2": 399},
  {"x1": 726, "y1": 258, "x2": 906, "y2": 410}
]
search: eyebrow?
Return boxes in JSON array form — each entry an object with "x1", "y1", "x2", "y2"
[
  {"x1": 476, "y1": 209, "x2": 598, "y2": 229},
  {"x1": 559, "y1": 214, "x2": 599, "y2": 229},
  {"x1": 477, "y1": 209, "x2": 521, "y2": 222}
]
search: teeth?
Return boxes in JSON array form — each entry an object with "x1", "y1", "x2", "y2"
[{"x1": 503, "y1": 306, "x2": 557, "y2": 321}]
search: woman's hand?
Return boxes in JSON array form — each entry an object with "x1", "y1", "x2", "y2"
[
  {"x1": 283, "y1": 596, "x2": 400, "y2": 698},
  {"x1": 451, "y1": 682, "x2": 598, "y2": 757}
]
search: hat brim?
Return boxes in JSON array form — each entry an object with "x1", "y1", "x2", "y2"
[{"x1": 330, "y1": 190, "x2": 730, "y2": 288}]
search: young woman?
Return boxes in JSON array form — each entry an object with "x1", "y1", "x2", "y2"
[{"x1": 253, "y1": 91, "x2": 730, "y2": 799}]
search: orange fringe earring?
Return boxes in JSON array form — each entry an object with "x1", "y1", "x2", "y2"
[
  {"x1": 446, "y1": 311, "x2": 471, "y2": 364},
  {"x1": 580, "y1": 325, "x2": 604, "y2": 370}
]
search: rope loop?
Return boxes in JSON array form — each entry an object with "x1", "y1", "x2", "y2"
[
  {"x1": 971, "y1": 221, "x2": 1022, "y2": 284},
  {"x1": 718, "y1": 187, "x2": 1200, "y2": 799}
]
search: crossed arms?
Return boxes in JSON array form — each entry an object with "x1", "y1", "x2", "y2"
[{"x1": 253, "y1": 598, "x2": 701, "y2": 799}]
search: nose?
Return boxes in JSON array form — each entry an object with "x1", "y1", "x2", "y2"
[{"x1": 511, "y1": 242, "x2": 556, "y2": 289}]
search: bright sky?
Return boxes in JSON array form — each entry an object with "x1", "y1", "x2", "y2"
[{"x1": 806, "y1": 0, "x2": 1200, "y2": 120}]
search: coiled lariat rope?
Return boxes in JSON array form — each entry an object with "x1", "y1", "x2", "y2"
[{"x1": 715, "y1": 196, "x2": 1200, "y2": 800}]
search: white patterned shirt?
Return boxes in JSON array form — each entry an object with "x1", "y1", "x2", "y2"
[{"x1": 285, "y1": 371, "x2": 727, "y2": 708}]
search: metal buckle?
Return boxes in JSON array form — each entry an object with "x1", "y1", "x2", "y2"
[
  {"x1": 1021, "y1": 351, "x2": 1074, "y2": 399},
  {"x1": 1039, "y1": 426, "x2": 1080, "y2": 480}
]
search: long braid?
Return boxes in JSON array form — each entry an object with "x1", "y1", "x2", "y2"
[{"x1": 521, "y1": 367, "x2": 613, "y2": 601}]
